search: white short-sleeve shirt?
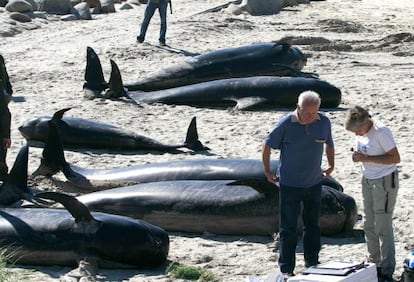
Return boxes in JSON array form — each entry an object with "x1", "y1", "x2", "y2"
[{"x1": 356, "y1": 120, "x2": 397, "y2": 179}]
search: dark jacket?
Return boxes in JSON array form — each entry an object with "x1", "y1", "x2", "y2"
[{"x1": 0, "y1": 55, "x2": 11, "y2": 139}]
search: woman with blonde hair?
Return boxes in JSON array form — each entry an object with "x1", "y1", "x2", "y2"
[{"x1": 345, "y1": 105, "x2": 400, "y2": 282}]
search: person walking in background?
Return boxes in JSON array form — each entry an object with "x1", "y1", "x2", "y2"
[
  {"x1": 0, "y1": 54, "x2": 12, "y2": 180},
  {"x1": 262, "y1": 91, "x2": 335, "y2": 280},
  {"x1": 344, "y1": 105, "x2": 400, "y2": 282},
  {"x1": 136, "y1": 0, "x2": 171, "y2": 46}
]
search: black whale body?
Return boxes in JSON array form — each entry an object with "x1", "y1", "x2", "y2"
[
  {"x1": 18, "y1": 108, "x2": 208, "y2": 152},
  {"x1": 0, "y1": 197, "x2": 169, "y2": 268},
  {"x1": 106, "y1": 42, "x2": 311, "y2": 92},
  {"x1": 127, "y1": 76, "x2": 342, "y2": 110},
  {"x1": 77, "y1": 179, "x2": 357, "y2": 236},
  {"x1": 0, "y1": 145, "x2": 169, "y2": 268},
  {"x1": 33, "y1": 117, "x2": 343, "y2": 192}
]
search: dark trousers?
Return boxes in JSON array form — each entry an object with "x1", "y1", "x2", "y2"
[
  {"x1": 0, "y1": 146, "x2": 7, "y2": 177},
  {"x1": 278, "y1": 183, "x2": 322, "y2": 273},
  {"x1": 137, "y1": 0, "x2": 168, "y2": 43}
]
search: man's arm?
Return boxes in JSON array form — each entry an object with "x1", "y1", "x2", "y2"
[
  {"x1": 262, "y1": 143, "x2": 278, "y2": 183},
  {"x1": 323, "y1": 144, "x2": 335, "y2": 177}
]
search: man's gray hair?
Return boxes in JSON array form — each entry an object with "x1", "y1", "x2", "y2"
[{"x1": 297, "y1": 91, "x2": 321, "y2": 108}]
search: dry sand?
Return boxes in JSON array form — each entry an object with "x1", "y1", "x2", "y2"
[{"x1": 0, "y1": 0, "x2": 413, "y2": 281}]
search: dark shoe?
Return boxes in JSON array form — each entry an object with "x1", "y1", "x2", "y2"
[
  {"x1": 137, "y1": 36, "x2": 144, "y2": 43},
  {"x1": 305, "y1": 261, "x2": 320, "y2": 268},
  {"x1": 377, "y1": 267, "x2": 382, "y2": 277},
  {"x1": 159, "y1": 40, "x2": 166, "y2": 46},
  {"x1": 379, "y1": 274, "x2": 394, "y2": 282}
]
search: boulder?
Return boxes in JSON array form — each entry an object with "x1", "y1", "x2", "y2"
[
  {"x1": 37, "y1": 0, "x2": 72, "y2": 15},
  {"x1": 239, "y1": 0, "x2": 284, "y2": 15},
  {"x1": 9, "y1": 11, "x2": 32, "y2": 21},
  {"x1": 100, "y1": 0, "x2": 115, "y2": 13},
  {"x1": 73, "y1": 2, "x2": 91, "y2": 19},
  {"x1": 82, "y1": 0, "x2": 100, "y2": 9},
  {"x1": 5, "y1": 0, "x2": 33, "y2": 13}
]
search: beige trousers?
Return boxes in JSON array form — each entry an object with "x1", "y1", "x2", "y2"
[{"x1": 362, "y1": 170, "x2": 399, "y2": 277}]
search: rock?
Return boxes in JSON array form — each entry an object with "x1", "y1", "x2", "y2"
[
  {"x1": 25, "y1": 0, "x2": 38, "y2": 10},
  {"x1": 32, "y1": 11, "x2": 46, "y2": 18},
  {"x1": 82, "y1": 0, "x2": 100, "y2": 9},
  {"x1": 100, "y1": 0, "x2": 115, "y2": 13},
  {"x1": 73, "y1": 2, "x2": 91, "y2": 19},
  {"x1": 119, "y1": 2, "x2": 132, "y2": 10},
  {"x1": 60, "y1": 13, "x2": 77, "y2": 20},
  {"x1": 239, "y1": 0, "x2": 284, "y2": 15},
  {"x1": 70, "y1": 0, "x2": 82, "y2": 6},
  {"x1": 9, "y1": 11, "x2": 32, "y2": 22},
  {"x1": 37, "y1": 0, "x2": 72, "y2": 15},
  {"x1": 5, "y1": 0, "x2": 33, "y2": 13}
]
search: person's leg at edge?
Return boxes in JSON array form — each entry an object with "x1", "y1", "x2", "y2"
[
  {"x1": 372, "y1": 173, "x2": 399, "y2": 279},
  {"x1": 158, "y1": 0, "x2": 167, "y2": 45},
  {"x1": 362, "y1": 178, "x2": 381, "y2": 271},
  {"x1": 0, "y1": 147, "x2": 8, "y2": 180},
  {"x1": 279, "y1": 185, "x2": 302, "y2": 274},
  {"x1": 302, "y1": 183, "x2": 321, "y2": 267},
  {"x1": 137, "y1": 2, "x2": 157, "y2": 42}
]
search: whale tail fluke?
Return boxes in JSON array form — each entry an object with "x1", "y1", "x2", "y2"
[
  {"x1": 83, "y1": 47, "x2": 108, "y2": 94},
  {"x1": 184, "y1": 117, "x2": 210, "y2": 151}
]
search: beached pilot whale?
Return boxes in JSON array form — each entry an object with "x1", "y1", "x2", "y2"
[
  {"x1": 18, "y1": 108, "x2": 209, "y2": 152},
  {"x1": 33, "y1": 116, "x2": 344, "y2": 192},
  {"x1": 83, "y1": 41, "x2": 313, "y2": 93},
  {"x1": 0, "y1": 192, "x2": 169, "y2": 269},
  {"x1": 99, "y1": 57, "x2": 340, "y2": 109},
  {"x1": 2, "y1": 142, "x2": 355, "y2": 237},
  {"x1": 77, "y1": 179, "x2": 358, "y2": 236},
  {"x1": 126, "y1": 75, "x2": 342, "y2": 110}
]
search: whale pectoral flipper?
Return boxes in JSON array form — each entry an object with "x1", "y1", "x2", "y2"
[
  {"x1": 235, "y1": 97, "x2": 267, "y2": 110},
  {"x1": 35, "y1": 192, "x2": 95, "y2": 223},
  {"x1": 227, "y1": 179, "x2": 279, "y2": 195}
]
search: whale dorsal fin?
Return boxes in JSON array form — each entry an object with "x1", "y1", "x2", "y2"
[
  {"x1": 0, "y1": 143, "x2": 34, "y2": 205},
  {"x1": 106, "y1": 59, "x2": 128, "y2": 98},
  {"x1": 52, "y1": 108, "x2": 72, "y2": 121},
  {"x1": 83, "y1": 46, "x2": 108, "y2": 92},
  {"x1": 35, "y1": 192, "x2": 95, "y2": 223},
  {"x1": 184, "y1": 117, "x2": 210, "y2": 151}
]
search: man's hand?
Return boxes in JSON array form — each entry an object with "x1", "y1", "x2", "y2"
[
  {"x1": 322, "y1": 166, "x2": 334, "y2": 178},
  {"x1": 2, "y1": 138, "x2": 11, "y2": 149},
  {"x1": 264, "y1": 171, "x2": 278, "y2": 184}
]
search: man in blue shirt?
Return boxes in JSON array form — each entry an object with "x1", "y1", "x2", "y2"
[{"x1": 262, "y1": 91, "x2": 335, "y2": 278}]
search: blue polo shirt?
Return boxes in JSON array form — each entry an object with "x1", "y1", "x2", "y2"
[{"x1": 264, "y1": 111, "x2": 333, "y2": 188}]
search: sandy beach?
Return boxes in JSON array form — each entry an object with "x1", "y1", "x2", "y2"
[{"x1": 0, "y1": 0, "x2": 413, "y2": 281}]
